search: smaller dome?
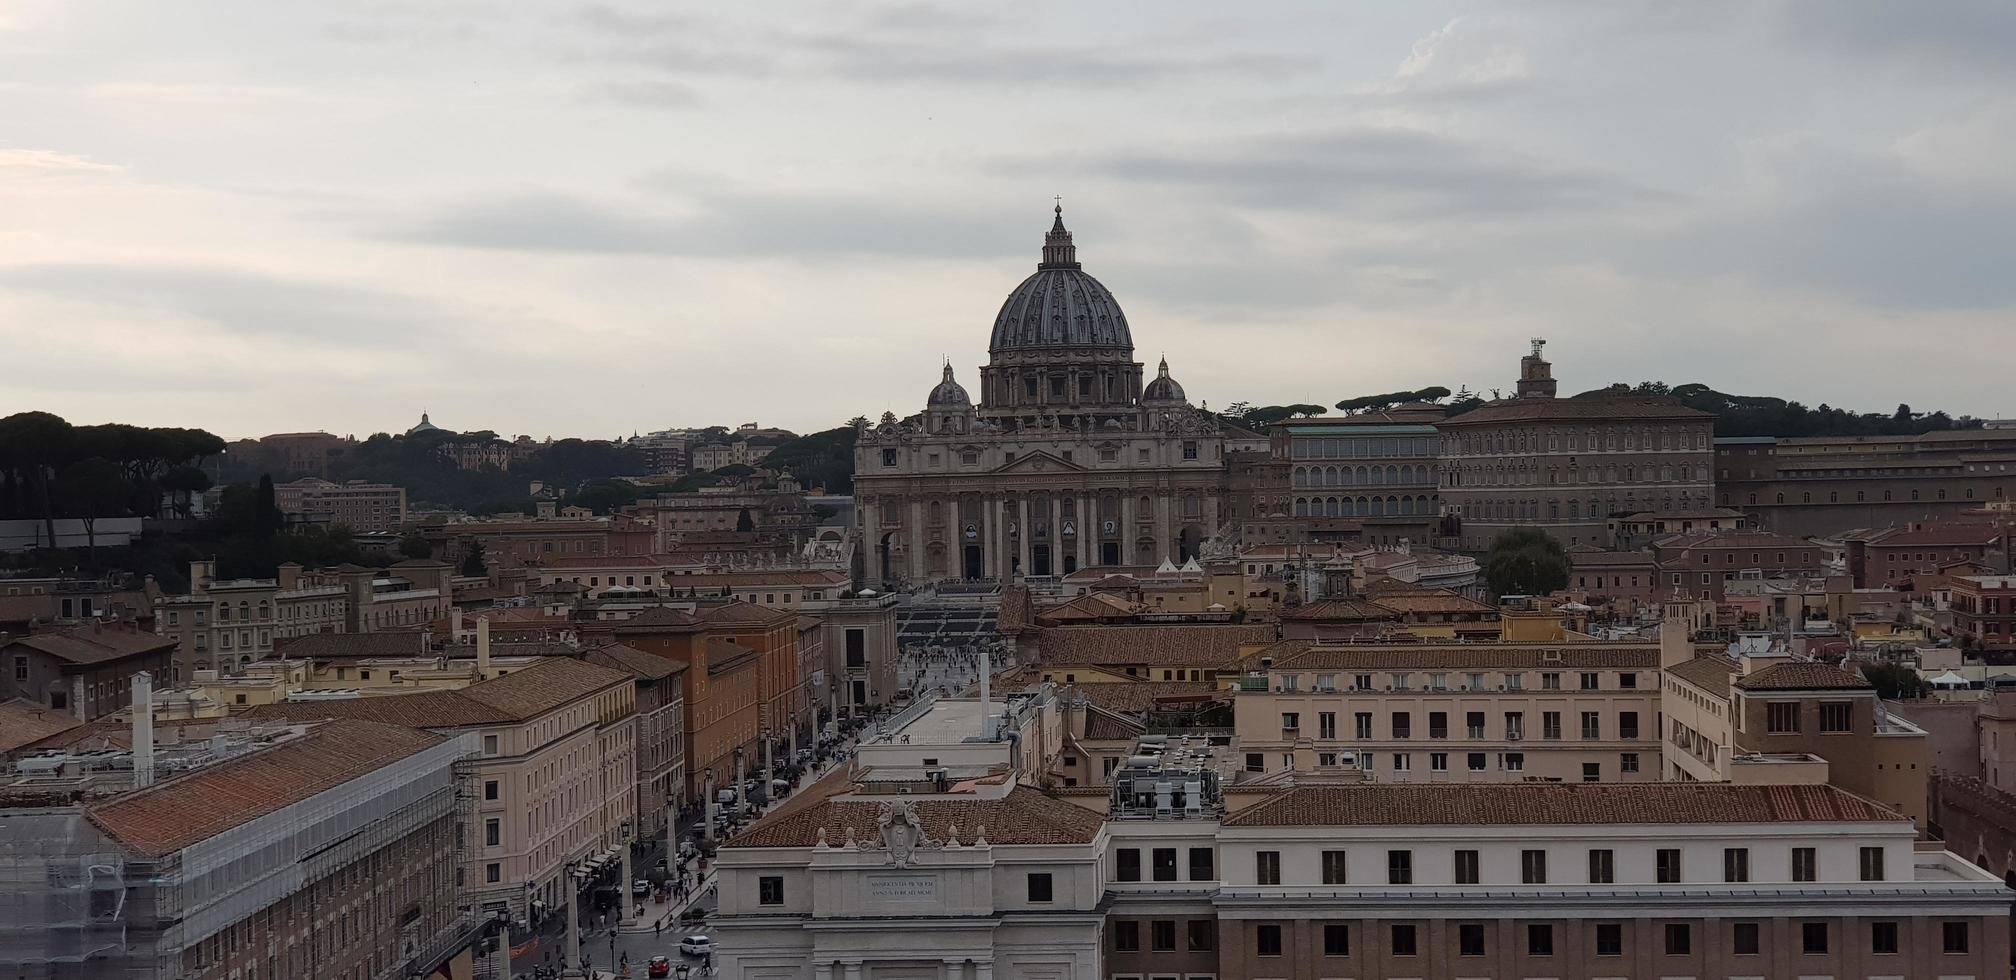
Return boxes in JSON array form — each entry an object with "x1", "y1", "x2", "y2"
[
  {"x1": 407, "y1": 411, "x2": 443, "y2": 436},
  {"x1": 1141, "y1": 357, "x2": 1187, "y2": 404},
  {"x1": 927, "y1": 362, "x2": 971, "y2": 407}
]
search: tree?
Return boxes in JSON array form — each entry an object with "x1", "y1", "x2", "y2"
[
  {"x1": 159, "y1": 465, "x2": 213, "y2": 519},
  {"x1": 0, "y1": 411, "x2": 77, "y2": 548},
  {"x1": 1483, "y1": 529, "x2": 1570, "y2": 598},
  {"x1": 254, "y1": 475, "x2": 283, "y2": 537},
  {"x1": 57, "y1": 457, "x2": 130, "y2": 563},
  {"x1": 460, "y1": 539, "x2": 489, "y2": 577},
  {"x1": 398, "y1": 533, "x2": 433, "y2": 560},
  {"x1": 735, "y1": 507, "x2": 755, "y2": 532},
  {"x1": 1861, "y1": 661, "x2": 1929, "y2": 700}
]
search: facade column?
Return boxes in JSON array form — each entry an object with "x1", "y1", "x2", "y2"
[
  {"x1": 859, "y1": 500, "x2": 878, "y2": 585},
  {"x1": 994, "y1": 498, "x2": 1008, "y2": 581},
  {"x1": 975, "y1": 962, "x2": 993, "y2": 980},
  {"x1": 1017, "y1": 497, "x2": 1032, "y2": 577},
  {"x1": 1076, "y1": 494, "x2": 1091, "y2": 570},
  {"x1": 843, "y1": 962, "x2": 864, "y2": 980},
  {"x1": 814, "y1": 965, "x2": 835, "y2": 980},
  {"x1": 1120, "y1": 492, "x2": 1138, "y2": 565},
  {"x1": 1156, "y1": 493, "x2": 1173, "y2": 562},
  {"x1": 979, "y1": 496, "x2": 993, "y2": 580},
  {"x1": 1049, "y1": 497, "x2": 1063, "y2": 576},
  {"x1": 1207, "y1": 493, "x2": 1222, "y2": 532},
  {"x1": 908, "y1": 497, "x2": 926, "y2": 584}
]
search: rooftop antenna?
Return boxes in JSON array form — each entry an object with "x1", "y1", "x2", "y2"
[{"x1": 1530, "y1": 337, "x2": 1547, "y2": 357}]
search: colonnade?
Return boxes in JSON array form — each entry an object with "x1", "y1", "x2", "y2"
[{"x1": 859, "y1": 488, "x2": 1220, "y2": 586}]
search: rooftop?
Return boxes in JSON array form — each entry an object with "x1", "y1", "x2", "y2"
[
  {"x1": 1439, "y1": 395, "x2": 1714, "y2": 427},
  {"x1": 1734, "y1": 661, "x2": 1873, "y2": 692},
  {"x1": 725, "y1": 784, "x2": 1106, "y2": 848},
  {"x1": 3, "y1": 624, "x2": 177, "y2": 666},
  {"x1": 1035, "y1": 624, "x2": 1277, "y2": 667},
  {"x1": 1223, "y1": 782, "x2": 1900, "y2": 828}
]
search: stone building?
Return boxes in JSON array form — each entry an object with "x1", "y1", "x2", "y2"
[
  {"x1": 853, "y1": 208, "x2": 1262, "y2": 588},
  {"x1": 1438, "y1": 341, "x2": 1716, "y2": 549},
  {"x1": 1275, "y1": 404, "x2": 1447, "y2": 548},
  {"x1": 1717, "y1": 429, "x2": 2016, "y2": 536}
]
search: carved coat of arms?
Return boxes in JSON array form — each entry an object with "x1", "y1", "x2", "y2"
[{"x1": 876, "y1": 799, "x2": 939, "y2": 868}]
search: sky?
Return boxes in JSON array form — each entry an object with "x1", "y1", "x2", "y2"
[{"x1": 4, "y1": 1, "x2": 2015, "y2": 441}]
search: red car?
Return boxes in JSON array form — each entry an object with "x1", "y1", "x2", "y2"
[{"x1": 647, "y1": 954, "x2": 672, "y2": 977}]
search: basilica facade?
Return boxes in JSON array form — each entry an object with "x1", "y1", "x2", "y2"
[{"x1": 854, "y1": 208, "x2": 1261, "y2": 588}]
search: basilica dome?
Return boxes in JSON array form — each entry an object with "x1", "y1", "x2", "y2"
[
  {"x1": 1141, "y1": 357, "x2": 1188, "y2": 405},
  {"x1": 987, "y1": 206, "x2": 1133, "y2": 354},
  {"x1": 926, "y1": 362, "x2": 971, "y2": 406}
]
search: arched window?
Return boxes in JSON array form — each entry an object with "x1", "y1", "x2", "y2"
[{"x1": 1294, "y1": 498, "x2": 1308, "y2": 517}]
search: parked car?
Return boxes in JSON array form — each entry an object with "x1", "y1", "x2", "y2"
[
  {"x1": 632, "y1": 878, "x2": 651, "y2": 897},
  {"x1": 678, "y1": 934, "x2": 716, "y2": 956},
  {"x1": 647, "y1": 954, "x2": 673, "y2": 977}
]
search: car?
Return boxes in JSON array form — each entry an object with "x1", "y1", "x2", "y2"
[
  {"x1": 633, "y1": 878, "x2": 652, "y2": 897},
  {"x1": 647, "y1": 954, "x2": 673, "y2": 977},
  {"x1": 678, "y1": 934, "x2": 716, "y2": 956}
]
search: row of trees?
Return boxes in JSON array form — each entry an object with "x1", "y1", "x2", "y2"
[
  {"x1": 0, "y1": 412, "x2": 226, "y2": 555},
  {"x1": 1577, "y1": 382, "x2": 1988, "y2": 438}
]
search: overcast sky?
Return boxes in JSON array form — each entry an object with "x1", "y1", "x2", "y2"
[{"x1": 5, "y1": 1, "x2": 2014, "y2": 441}]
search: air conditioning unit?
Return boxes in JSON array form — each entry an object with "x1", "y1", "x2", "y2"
[{"x1": 1507, "y1": 733, "x2": 1524, "y2": 741}]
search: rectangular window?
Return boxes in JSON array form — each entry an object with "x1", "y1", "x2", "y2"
[
  {"x1": 1113, "y1": 921, "x2": 1139, "y2": 952},
  {"x1": 1792, "y1": 847, "x2": 1817, "y2": 882},
  {"x1": 1458, "y1": 923, "x2": 1486, "y2": 956},
  {"x1": 1944, "y1": 920, "x2": 1970, "y2": 953},
  {"x1": 1390, "y1": 923, "x2": 1418, "y2": 956},
  {"x1": 1256, "y1": 923, "x2": 1282, "y2": 957},
  {"x1": 484, "y1": 780, "x2": 499, "y2": 801},
  {"x1": 1256, "y1": 851, "x2": 1281, "y2": 885},
  {"x1": 1868, "y1": 920, "x2": 1899, "y2": 954},
  {"x1": 1466, "y1": 711, "x2": 1486, "y2": 738},
  {"x1": 1026, "y1": 873, "x2": 1052, "y2": 902},
  {"x1": 1543, "y1": 711, "x2": 1561, "y2": 739},
  {"x1": 1767, "y1": 701, "x2": 1801, "y2": 733},
  {"x1": 1392, "y1": 711, "x2": 1411, "y2": 739},
  {"x1": 1318, "y1": 711, "x2": 1337, "y2": 739},
  {"x1": 758, "y1": 876, "x2": 784, "y2": 905},
  {"x1": 1581, "y1": 711, "x2": 1601, "y2": 739},
  {"x1": 1387, "y1": 849, "x2": 1412, "y2": 884},
  {"x1": 485, "y1": 863, "x2": 500, "y2": 884},
  {"x1": 1618, "y1": 711, "x2": 1638, "y2": 740},
  {"x1": 1802, "y1": 921, "x2": 1828, "y2": 954},
  {"x1": 1620, "y1": 751, "x2": 1640, "y2": 773},
  {"x1": 1322, "y1": 922, "x2": 1349, "y2": 956},
  {"x1": 1182, "y1": 440, "x2": 1198, "y2": 460},
  {"x1": 1188, "y1": 919, "x2": 1214, "y2": 951},
  {"x1": 1429, "y1": 711, "x2": 1449, "y2": 739},
  {"x1": 1244, "y1": 753, "x2": 1264, "y2": 773},
  {"x1": 482, "y1": 735, "x2": 498, "y2": 754},
  {"x1": 1665, "y1": 922, "x2": 1691, "y2": 955},
  {"x1": 1280, "y1": 711, "x2": 1299, "y2": 732},
  {"x1": 1321, "y1": 850, "x2": 1348, "y2": 885},
  {"x1": 1859, "y1": 846, "x2": 1885, "y2": 881},
  {"x1": 484, "y1": 819, "x2": 500, "y2": 846},
  {"x1": 1152, "y1": 848, "x2": 1177, "y2": 882},
  {"x1": 1117, "y1": 849, "x2": 1141, "y2": 881},
  {"x1": 1724, "y1": 847, "x2": 1750, "y2": 882},
  {"x1": 1734, "y1": 921, "x2": 1760, "y2": 954},
  {"x1": 1189, "y1": 847, "x2": 1213, "y2": 880},
  {"x1": 844, "y1": 629, "x2": 866, "y2": 668},
  {"x1": 1520, "y1": 849, "x2": 1548, "y2": 884},
  {"x1": 1542, "y1": 671, "x2": 1561, "y2": 690},
  {"x1": 1819, "y1": 702, "x2": 1852, "y2": 733},
  {"x1": 1150, "y1": 919, "x2": 1176, "y2": 952},
  {"x1": 1582, "y1": 761, "x2": 1601, "y2": 782},
  {"x1": 1430, "y1": 752, "x2": 1449, "y2": 772},
  {"x1": 1580, "y1": 671, "x2": 1600, "y2": 690},
  {"x1": 1468, "y1": 752, "x2": 1487, "y2": 772},
  {"x1": 1454, "y1": 849, "x2": 1479, "y2": 884},
  {"x1": 1595, "y1": 922, "x2": 1623, "y2": 956},
  {"x1": 1587, "y1": 848, "x2": 1614, "y2": 883},
  {"x1": 1528, "y1": 923, "x2": 1555, "y2": 956},
  {"x1": 1656, "y1": 848, "x2": 1682, "y2": 883},
  {"x1": 1354, "y1": 713, "x2": 1373, "y2": 739}
]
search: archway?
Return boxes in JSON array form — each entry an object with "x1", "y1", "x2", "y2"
[
  {"x1": 1178, "y1": 525, "x2": 1203, "y2": 562},
  {"x1": 1101, "y1": 541, "x2": 1121, "y2": 566},
  {"x1": 963, "y1": 545, "x2": 983, "y2": 580}
]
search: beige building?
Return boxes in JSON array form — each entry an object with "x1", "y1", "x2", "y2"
[
  {"x1": 154, "y1": 560, "x2": 349, "y2": 678},
  {"x1": 853, "y1": 208, "x2": 1264, "y2": 587},
  {"x1": 1233, "y1": 639, "x2": 1664, "y2": 783},
  {"x1": 1439, "y1": 341, "x2": 1717, "y2": 549},
  {"x1": 245, "y1": 656, "x2": 640, "y2": 924},
  {"x1": 273, "y1": 477, "x2": 409, "y2": 534}
]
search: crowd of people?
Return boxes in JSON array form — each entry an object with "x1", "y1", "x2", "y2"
[{"x1": 898, "y1": 640, "x2": 1011, "y2": 698}]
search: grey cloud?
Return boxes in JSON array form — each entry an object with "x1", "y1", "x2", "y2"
[
  {"x1": 582, "y1": 79, "x2": 705, "y2": 109},
  {"x1": 386, "y1": 190, "x2": 1026, "y2": 258},
  {"x1": 1773, "y1": 0, "x2": 2016, "y2": 76},
  {"x1": 990, "y1": 129, "x2": 1676, "y2": 220},
  {"x1": 0, "y1": 263, "x2": 455, "y2": 343}
]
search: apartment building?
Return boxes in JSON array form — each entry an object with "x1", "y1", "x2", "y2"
[
  {"x1": 1021, "y1": 624, "x2": 1279, "y2": 685},
  {"x1": 419, "y1": 516, "x2": 657, "y2": 568},
  {"x1": 584, "y1": 642, "x2": 688, "y2": 840},
  {"x1": 1849, "y1": 523, "x2": 2009, "y2": 588},
  {"x1": 273, "y1": 477, "x2": 409, "y2": 534},
  {"x1": 0, "y1": 622, "x2": 176, "y2": 720},
  {"x1": 245, "y1": 656, "x2": 639, "y2": 923},
  {"x1": 1232, "y1": 640, "x2": 1663, "y2": 783},
  {"x1": 1717, "y1": 429, "x2": 2016, "y2": 536},
  {"x1": 1650, "y1": 530, "x2": 1824, "y2": 601},
  {"x1": 0, "y1": 716, "x2": 476, "y2": 980},
  {"x1": 1951, "y1": 574, "x2": 2016, "y2": 654},
  {"x1": 1273, "y1": 406, "x2": 1446, "y2": 548},
  {"x1": 1215, "y1": 783, "x2": 2006, "y2": 979},
  {"x1": 609, "y1": 607, "x2": 766, "y2": 799},
  {"x1": 154, "y1": 560, "x2": 348, "y2": 677}
]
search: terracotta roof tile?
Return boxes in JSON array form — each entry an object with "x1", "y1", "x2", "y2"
[
  {"x1": 1735, "y1": 661, "x2": 1873, "y2": 691},
  {"x1": 1668, "y1": 655, "x2": 1739, "y2": 697},
  {"x1": 242, "y1": 690, "x2": 514, "y2": 729},
  {"x1": 1867, "y1": 525, "x2": 2005, "y2": 548},
  {"x1": 458, "y1": 657, "x2": 631, "y2": 717},
  {"x1": 5, "y1": 625, "x2": 176, "y2": 666},
  {"x1": 725, "y1": 785, "x2": 1106, "y2": 848},
  {"x1": 87, "y1": 720, "x2": 445, "y2": 855},
  {"x1": 273, "y1": 632, "x2": 430, "y2": 660},
  {"x1": 1280, "y1": 598, "x2": 1399, "y2": 622},
  {"x1": 696, "y1": 601, "x2": 798, "y2": 627},
  {"x1": 1035, "y1": 625, "x2": 1277, "y2": 668},
  {"x1": 1223, "y1": 782, "x2": 1900, "y2": 828},
  {"x1": 613, "y1": 607, "x2": 703, "y2": 630},
  {"x1": 1264, "y1": 641, "x2": 1657, "y2": 672},
  {"x1": 583, "y1": 643, "x2": 684, "y2": 680},
  {"x1": 0, "y1": 698, "x2": 81, "y2": 754},
  {"x1": 1068, "y1": 681, "x2": 1226, "y2": 715}
]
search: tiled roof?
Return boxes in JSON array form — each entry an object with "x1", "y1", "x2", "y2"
[
  {"x1": 1263, "y1": 641, "x2": 1657, "y2": 672},
  {"x1": 1354, "y1": 590, "x2": 1496, "y2": 616},
  {"x1": 661, "y1": 571, "x2": 850, "y2": 588},
  {"x1": 1082, "y1": 705, "x2": 1147, "y2": 741},
  {"x1": 1867, "y1": 525, "x2": 2004, "y2": 548},
  {"x1": 1280, "y1": 599, "x2": 1398, "y2": 622},
  {"x1": 458, "y1": 657, "x2": 631, "y2": 718},
  {"x1": 583, "y1": 643, "x2": 684, "y2": 680},
  {"x1": 1735, "y1": 661, "x2": 1872, "y2": 691},
  {"x1": 1569, "y1": 550, "x2": 1658, "y2": 569},
  {"x1": 87, "y1": 720, "x2": 445, "y2": 856},
  {"x1": 243, "y1": 690, "x2": 514, "y2": 729},
  {"x1": 1668, "y1": 655, "x2": 1738, "y2": 697},
  {"x1": 1068, "y1": 681, "x2": 1226, "y2": 715},
  {"x1": 273, "y1": 632, "x2": 430, "y2": 660},
  {"x1": 724, "y1": 785, "x2": 1106, "y2": 848},
  {"x1": 613, "y1": 607, "x2": 703, "y2": 630},
  {"x1": 1658, "y1": 531, "x2": 1816, "y2": 551},
  {"x1": 1223, "y1": 783, "x2": 1900, "y2": 828},
  {"x1": 697, "y1": 601, "x2": 798, "y2": 627},
  {"x1": 5, "y1": 625, "x2": 176, "y2": 666},
  {"x1": 1035, "y1": 624, "x2": 1277, "y2": 668},
  {"x1": 0, "y1": 698, "x2": 81, "y2": 754},
  {"x1": 1039, "y1": 593, "x2": 1146, "y2": 621},
  {"x1": 1439, "y1": 396, "x2": 1714, "y2": 426}
]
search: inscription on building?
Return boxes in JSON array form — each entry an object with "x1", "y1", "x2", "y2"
[{"x1": 867, "y1": 874, "x2": 939, "y2": 904}]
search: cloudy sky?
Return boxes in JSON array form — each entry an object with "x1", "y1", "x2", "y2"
[{"x1": 5, "y1": 1, "x2": 2014, "y2": 440}]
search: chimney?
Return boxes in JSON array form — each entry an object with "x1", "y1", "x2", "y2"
[
  {"x1": 131, "y1": 671, "x2": 155, "y2": 789},
  {"x1": 476, "y1": 616, "x2": 491, "y2": 676},
  {"x1": 978, "y1": 643, "x2": 992, "y2": 741}
]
